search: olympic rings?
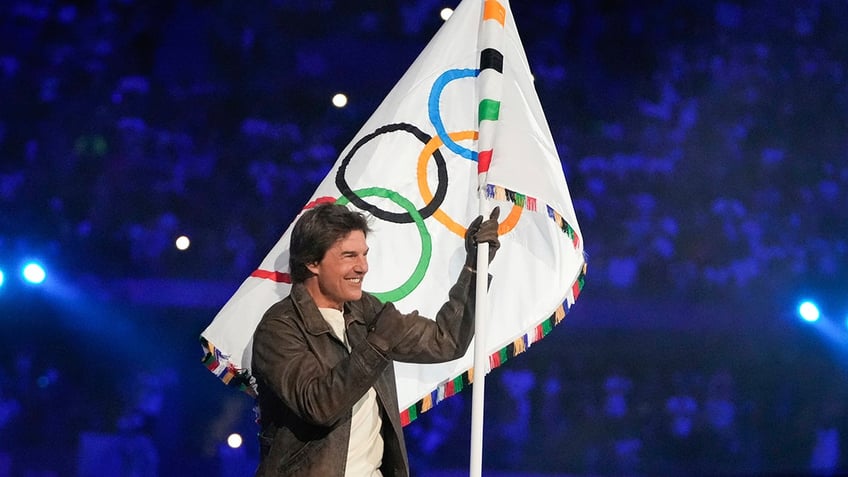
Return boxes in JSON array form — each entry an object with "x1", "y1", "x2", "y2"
[
  {"x1": 336, "y1": 123, "x2": 448, "y2": 224},
  {"x1": 327, "y1": 65, "x2": 522, "y2": 304},
  {"x1": 336, "y1": 187, "x2": 432, "y2": 303}
]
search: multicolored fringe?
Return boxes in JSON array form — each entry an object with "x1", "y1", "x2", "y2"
[
  {"x1": 200, "y1": 337, "x2": 257, "y2": 397},
  {"x1": 400, "y1": 262, "x2": 587, "y2": 427},
  {"x1": 486, "y1": 183, "x2": 582, "y2": 249}
]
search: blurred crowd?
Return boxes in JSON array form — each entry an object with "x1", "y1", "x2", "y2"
[
  {"x1": 1, "y1": 0, "x2": 845, "y2": 299},
  {"x1": 1, "y1": 0, "x2": 847, "y2": 475},
  {"x1": 406, "y1": 327, "x2": 847, "y2": 476},
  {"x1": 2, "y1": 315, "x2": 846, "y2": 476}
]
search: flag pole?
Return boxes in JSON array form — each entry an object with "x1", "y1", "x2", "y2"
[
  {"x1": 470, "y1": 1, "x2": 506, "y2": 474},
  {"x1": 470, "y1": 235, "x2": 489, "y2": 477}
]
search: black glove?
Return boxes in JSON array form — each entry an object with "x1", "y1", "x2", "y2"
[
  {"x1": 464, "y1": 206, "x2": 500, "y2": 270},
  {"x1": 366, "y1": 303, "x2": 407, "y2": 355}
]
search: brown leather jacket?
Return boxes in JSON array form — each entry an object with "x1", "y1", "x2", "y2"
[{"x1": 252, "y1": 267, "x2": 477, "y2": 477}]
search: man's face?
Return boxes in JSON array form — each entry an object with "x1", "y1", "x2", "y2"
[{"x1": 305, "y1": 230, "x2": 369, "y2": 310}]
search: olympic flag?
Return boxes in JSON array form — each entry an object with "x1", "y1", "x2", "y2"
[{"x1": 200, "y1": 0, "x2": 586, "y2": 425}]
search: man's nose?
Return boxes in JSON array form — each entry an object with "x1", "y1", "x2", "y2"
[{"x1": 356, "y1": 255, "x2": 368, "y2": 273}]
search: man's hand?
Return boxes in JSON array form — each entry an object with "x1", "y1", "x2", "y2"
[
  {"x1": 365, "y1": 303, "x2": 407, "y2": 355},
  {"x1": 464, "y1": 207, "x2": 501, "y2": 270}
]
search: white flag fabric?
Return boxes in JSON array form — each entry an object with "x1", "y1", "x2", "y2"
[{"x1": 201, "y1": 0, "x2": 586, "y2": 425}]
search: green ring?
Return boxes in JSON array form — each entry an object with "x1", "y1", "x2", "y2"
[{"x1": 336, "y1": 187, "x2": 432, "y2": 303}]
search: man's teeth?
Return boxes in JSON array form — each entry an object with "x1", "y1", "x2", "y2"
[{"x1": 347, "y1": 278, "x2": 361, "y2": 283}]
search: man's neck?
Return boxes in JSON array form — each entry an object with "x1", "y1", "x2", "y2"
[{"x1": 302, "y1": 278, "x2": 344, "y2": 311}]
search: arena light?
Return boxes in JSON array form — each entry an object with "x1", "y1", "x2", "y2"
[
  {"x1": 440, "y1": 8, "x2": 454, "y2": 21},
  {"x1": 22, "y1": 261, "x2": 47, "y2": 285},
  {"x1": 798, "y1": 300, "x2": 820, "y2": 323},
  {"x1": 227, "y1": 433, "x2": 243, "y2": 449},
  {"x1": 332, "y1": 93, "x2": 348, "y2": 108},
  {"x1": 0, "y1": 268, "x2": 4, "y2": 288},
  {"x1": 175, "y1": 235, "x2": 191, "y2": 251}
]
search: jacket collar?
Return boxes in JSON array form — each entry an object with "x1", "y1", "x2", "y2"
[
  {"x1": 290, "y1": 282, "x2": 333, "y2": 336},
  {"x1": 290, "y1": 282, "x2": 366, "y2": 335}
]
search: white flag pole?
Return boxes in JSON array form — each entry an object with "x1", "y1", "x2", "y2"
[
  {"x1": 470, "y1": 235, "x2": 489, "y2": 477},
  {"x1": 470, "y1": 1, "x2": 507, "y2": 474}
]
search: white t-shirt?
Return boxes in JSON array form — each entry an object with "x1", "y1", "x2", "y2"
[{"x1": 320, "y1": 308, "x2": 384, "y2": 477}]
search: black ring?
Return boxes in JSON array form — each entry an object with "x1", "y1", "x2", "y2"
[{"x1": 336, "y1": 123, "x2": 449, "y2": 223}]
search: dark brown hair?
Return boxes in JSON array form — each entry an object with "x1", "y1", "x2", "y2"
[{"x1": 289, "y1": 203, "x2": 371, "y2": 283}]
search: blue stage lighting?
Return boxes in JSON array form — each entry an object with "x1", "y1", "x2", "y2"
[
  {"x1": 22, "y1": 262, "x2": 47, "y2": 285},
  {"x1": 798, "y1": 301, "x2": 820, "y2": 322}
]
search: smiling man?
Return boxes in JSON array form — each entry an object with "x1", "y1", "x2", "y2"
[{"x1": 251, "y1": 203, "x2": 500, "y2": 477}]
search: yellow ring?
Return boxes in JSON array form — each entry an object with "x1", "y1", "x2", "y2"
[{"x1": 417, "y1": 130, "x2": 522, "y2": 238}]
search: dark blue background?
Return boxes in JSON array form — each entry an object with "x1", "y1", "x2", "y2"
[{"x1": 1, "y1": 1, "x2": 846, "y2": 475}]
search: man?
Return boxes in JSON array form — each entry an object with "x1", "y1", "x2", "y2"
[{"x1": 252, "y1": 203, "x2": 500, "y2": 477}]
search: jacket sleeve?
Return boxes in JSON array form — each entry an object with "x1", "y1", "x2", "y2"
[
  {"x1": 376, "y1": 265, "x2": 479, "y2": 363},
  {"x1": 253, "y1": 303, "x2": 390, "y2": 427}
]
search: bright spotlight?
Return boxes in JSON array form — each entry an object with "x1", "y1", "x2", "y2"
[
  {"x1": 227, "y1": 433, "x2": 243, "y2": 449},
  {"x1": 332, "y1": 93, "x2": 348, "y2": 108},
  {"x1": 22, "y1": 262, "x2": 47, "y2": 285},
  {"x1": 798, "y1": 301, "x2": 820, "y2": 322},
  {"x1": 440, "y1": 8, "x2": 454, "y2": 21},
  {"x1": 0, "y1": 269, "x2": 4, "y2": 288},
  {"x1": 175, "y1": 235, "x2": 191, "y2": 251}
]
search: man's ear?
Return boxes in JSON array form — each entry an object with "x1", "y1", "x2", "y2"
[{"x1": 305, "y1": 261, "x2": 320, "y2": 275}]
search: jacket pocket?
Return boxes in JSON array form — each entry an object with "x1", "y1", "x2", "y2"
[{"x1": 263, "y1": 426, "x2": 321, "y2": 475}]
